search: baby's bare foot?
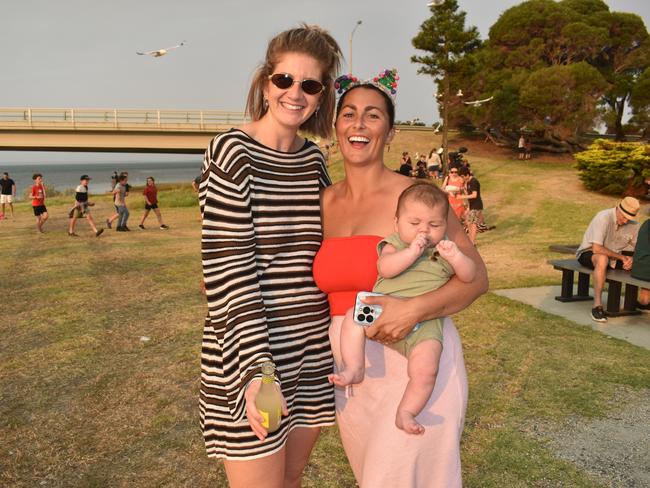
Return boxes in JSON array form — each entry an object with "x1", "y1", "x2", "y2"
[
  {"x1": 395, "y1": 409, "x2": 425, "y2": 435},
  {"x1": 328, "y1": 368, "x2": 364, "y2": 387}
]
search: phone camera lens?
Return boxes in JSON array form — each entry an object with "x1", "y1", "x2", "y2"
[
  {"x1": 366, "y1": 315, "x2": 374, "y2": 323},
  {"x1": 357, "y1": 314, "x2": 366, "y2": 322},
  {"x1": 362, "y1": 306, "x2": 371, "y2": 314}
]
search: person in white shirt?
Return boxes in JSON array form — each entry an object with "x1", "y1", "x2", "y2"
[{"x1": 576, "y1": 197, "x2": 640, "y2": 322}]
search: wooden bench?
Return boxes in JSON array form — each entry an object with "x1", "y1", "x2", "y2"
[{"x1": 549, "y1": 258, "x2": 650, "y2": 317}]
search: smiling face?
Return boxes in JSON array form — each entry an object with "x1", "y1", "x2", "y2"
[
  {"x1": 335, "y1": 87, "x2": 395, "y2": 166},
  {"x1": 263, "y1": 52, "x2": 324, "y2": 132},
  {"x1": 395, "y1": 198, "x2": 448, "y2": 247}
]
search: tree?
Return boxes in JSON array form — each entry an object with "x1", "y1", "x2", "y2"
[
  {"x1": 590, "y1": 11, "x2": 650, "y2": 140},
  {"x1": 432, "y1": 0, "x2": 650, "y2": 152},
  {"x1": 519, "y1": 62, "x2": 606, "y2": 144},
  {"x1": 411, "y1": 0, "x2": 480, "y2": 169},
  {"x1": 628, "y1": 67, "x2": 650, "y2": 138}
]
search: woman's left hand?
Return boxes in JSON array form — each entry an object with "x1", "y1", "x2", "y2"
[{"x1": 362, "y1": 295, "x2": 420, "y2": 344}]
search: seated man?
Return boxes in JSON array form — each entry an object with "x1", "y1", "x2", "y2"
[{"x1": 576, "y1": 197, "x2": 640, "y2": 322}]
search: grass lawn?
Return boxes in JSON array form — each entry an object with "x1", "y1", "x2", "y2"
[{"x1": 1, "y1": 134, "x2": 649, "y2": 487}]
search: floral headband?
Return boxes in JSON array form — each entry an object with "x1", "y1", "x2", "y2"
[{"x1": 334, "y1": 68, "x2": 399, "y2": 104}]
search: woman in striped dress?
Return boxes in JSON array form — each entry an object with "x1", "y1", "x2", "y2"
[{"x1": 198, "y1": 25, "x2": 342, "y2": 487}]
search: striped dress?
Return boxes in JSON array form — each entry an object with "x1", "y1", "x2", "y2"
[{"x1": 199, "y1": 129, "x2": 335, "y2": 460}]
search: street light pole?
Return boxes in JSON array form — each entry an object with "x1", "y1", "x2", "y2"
[
  {"x1": 349, "y1": 20, "x2": 362, "y2": 74},
  {"x1": 441, "y1": 44, "x2": 450, "y2": 175},
  {"x1": 430, "y1": 1, "x2": 450, "y2": 174}
]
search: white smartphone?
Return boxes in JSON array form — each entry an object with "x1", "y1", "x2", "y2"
[{"x1": 353, "y1": 291, "x2": 384, "y2": 326}]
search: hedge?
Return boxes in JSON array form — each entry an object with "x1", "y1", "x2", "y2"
[{"x1": 575, "y1": 139, "x2": 650, "y2": 196}]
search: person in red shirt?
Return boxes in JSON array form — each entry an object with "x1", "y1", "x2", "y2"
[
  {"x1": 30, "y1": 173, "x2": 49, "y2": 233},
  {"x1": 138, "y1": 176, "x2": 168, "y2": 230}
]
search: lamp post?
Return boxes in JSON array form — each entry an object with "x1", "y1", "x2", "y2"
[
  {"x1": 439, "y1": 41, "x2": 451, "y2": 175},
  {"x1": 429, "y1": 0, "x2": 450, "y2": 174},
  {"x1": 349, "y1": 20, "x2": 362, "y2": 74}
]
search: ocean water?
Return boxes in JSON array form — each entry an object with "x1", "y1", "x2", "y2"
[{"x1": 1, "y1": 159, "x2": 202, "y2": 199}]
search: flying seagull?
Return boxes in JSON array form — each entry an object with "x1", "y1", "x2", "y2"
[
  {"x1": 137, "y1": 41, "x2": 185, "y2": 57},
  {"x1": 463, "y1": 96, "x2": 494, "y2": 107}
]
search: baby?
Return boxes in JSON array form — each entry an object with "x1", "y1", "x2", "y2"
[{"x1": 329, "y1": 182, "x2": 476, "y2": 434}]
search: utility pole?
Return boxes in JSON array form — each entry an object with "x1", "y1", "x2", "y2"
[
  {"x1": 349, "y1": 20, "x2": 362, "y2": 74},
  {"x1": 440, "y1": 40, "x2": 450, "y2": 175}
]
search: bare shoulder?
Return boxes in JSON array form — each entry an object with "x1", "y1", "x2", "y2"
[
  {"x1": 324, "y1": 179, "x2": 345, "y2": 197},
  {"x1": 382, "y1": 169, "x2": 413, "y2": 195},
  {"x1": 322, "y1": 180, "x2": 345, "y2": 210}
]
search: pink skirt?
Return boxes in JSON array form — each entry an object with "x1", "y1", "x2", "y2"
[{"x1": 329, "y1": 316, "x2": 468, "y2": 488}]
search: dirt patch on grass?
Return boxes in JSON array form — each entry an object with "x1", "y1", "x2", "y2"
[
  {"x1": 447, "y1": 134, "x2": 576, "y2": 164},
  {"x1": 525, "y1": 388, "x2": 650, "y2": 488}
]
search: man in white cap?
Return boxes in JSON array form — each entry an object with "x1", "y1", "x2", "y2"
[{"x1": 576, "y1": 197, "x2": 641, "y2": 322}]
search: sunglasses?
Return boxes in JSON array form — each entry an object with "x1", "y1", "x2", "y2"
[{"x1": 268, "y1": 73, "x2": 325, "y2": 95}]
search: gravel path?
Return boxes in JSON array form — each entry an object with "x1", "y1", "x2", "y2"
[{"x1": 526, "y1": 388, "x2": 650, "y2": 487}]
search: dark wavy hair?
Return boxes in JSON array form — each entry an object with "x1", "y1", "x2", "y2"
[{"x1": 335, "y1": 84, "x2": 396, "y2": 128}]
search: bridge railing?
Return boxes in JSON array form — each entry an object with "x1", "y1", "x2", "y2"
[{"x1": 0, "y1": 108, "x2": 248, "y2": 131}]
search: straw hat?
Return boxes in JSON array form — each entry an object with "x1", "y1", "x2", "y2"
[{"x1": 618, "y1": 196, "x2": 640, "y2": 220}]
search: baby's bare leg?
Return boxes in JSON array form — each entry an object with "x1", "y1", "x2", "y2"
[
  {"x1": 395, "y1": 340, "x2": 442, "y2": 435},
  {"x1": 328, "y1": 309, "x2": 366, "y2": 386}
]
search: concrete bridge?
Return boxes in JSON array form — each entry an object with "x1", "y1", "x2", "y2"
[{"x1": 0, "y1": 108, "x2": 248, "y2": 154}]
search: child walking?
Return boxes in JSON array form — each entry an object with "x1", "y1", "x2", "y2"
[
  {"x1": 107, "y1": 174, "x2": 130, "y2": 231},
  {"x1": 30, "y1": 173, "x2": 48, "y2": 233},
  {"x1": 138, "y1": 177, "x2": 168, "y2": 230},
  {"x1": 329, "y1": 183, "x2": 476, "y2": 435},
  {"x1": 68, "y1": 174, "x2": 104, "y2": 237}
]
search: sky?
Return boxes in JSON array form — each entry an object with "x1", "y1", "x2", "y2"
[{"x1": 1, "y1": 0, "x2": 649, "y2": 163}]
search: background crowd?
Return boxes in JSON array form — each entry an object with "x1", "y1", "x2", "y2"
[
  {"x1": 0, "y1": 170, "x2": 170, "y2": 235},
  {"x1": 397, "y1": 147, "x2": 490, "y2": 245}
]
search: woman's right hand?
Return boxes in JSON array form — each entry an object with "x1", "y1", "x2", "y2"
[
  {"x1": 244, "y1": 379, "x2": 288, "y2": 441},
  {"x1": 363, "y1": 294, "x2": 419, "y2": 343}
]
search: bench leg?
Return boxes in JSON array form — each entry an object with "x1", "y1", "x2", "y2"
[
  {"x1": 605, "y1": 281, "x2": 643, "y2": 316},
  {"x1": 606, "y1": 280, "x2": 622, "y2": 314},
  {"x1": 555, "y1": 270, "x2": 575, "y2": 302},
  {"x1": 555, "y1": 269, "x2": 592, "y2": 302},
  {"x1": 577, "y1": 272, "x2": 591, "y2": 299},
  {"x1": 622, "y1": 284, "x2": 641, "y2": 314}
]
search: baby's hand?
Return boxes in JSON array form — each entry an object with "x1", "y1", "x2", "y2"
[
  {"x1": 435, "y1": 239, "x2": 459, "y2": 259},
  {"x1": 409, "y1": 233, "x2": 430, "y2": 256}
]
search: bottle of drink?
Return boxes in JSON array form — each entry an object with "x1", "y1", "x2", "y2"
[{"x1": 255, "y1": 361, "x2": 282, "y2": 433}]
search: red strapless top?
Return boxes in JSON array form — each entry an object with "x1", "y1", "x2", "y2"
[{"x1": 313, "y1": 235, "x2": 382, "y2": 316}]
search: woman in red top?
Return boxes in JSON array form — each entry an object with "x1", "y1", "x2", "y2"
[
  {"x1": 138, "y1": 177, "x2": 168, "y2": 230},
  {"x1": 314, "y1": 75, "x2": 488, "y2": 487},
  {"x1": 30, "y1": 173, "x2": 48, "y2": 233}
]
